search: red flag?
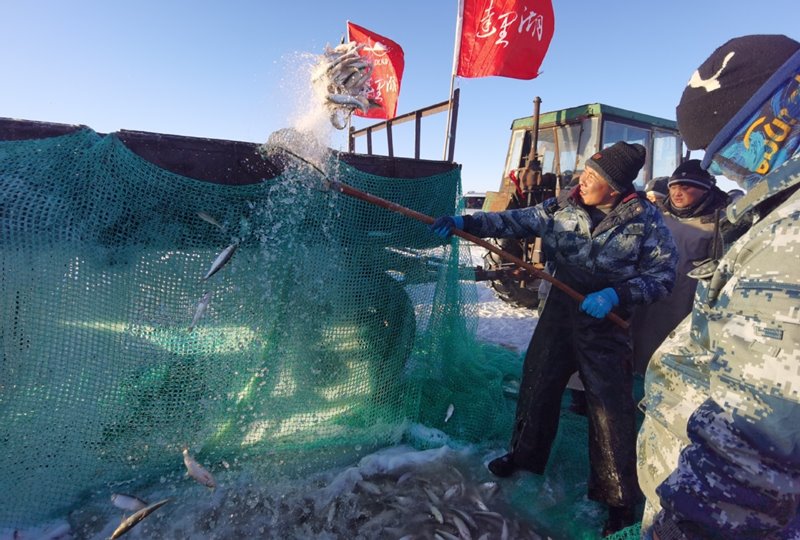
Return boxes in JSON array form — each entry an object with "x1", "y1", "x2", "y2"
[
  {"x1": 457, "y1": 0, "x2": 554, "y2": 80},
  {"x1": 347, "y1": 21, "x2": 405, "y2": 119}
]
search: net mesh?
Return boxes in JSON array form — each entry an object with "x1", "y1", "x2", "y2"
[{"x1": 0, "y1": 128, "x2": 643, "y2": 538}]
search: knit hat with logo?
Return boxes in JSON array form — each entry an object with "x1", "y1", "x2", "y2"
[
  {"x1": 667, "y1": 159, "x2": 716, "y2": 190},
  {"x1": 585, "y1": 141, "x2": 647, "y2": 193},
  {"x1": 676, "y1": 34, "x2": 800, "y2": 152}
]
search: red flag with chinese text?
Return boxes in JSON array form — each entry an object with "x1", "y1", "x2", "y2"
[
  {"x1": 457, "y1": 0, "x2": 554, "y2": 80},
  {"x1": 347, "y1": 21, "x2": 405, "y2": 119}
]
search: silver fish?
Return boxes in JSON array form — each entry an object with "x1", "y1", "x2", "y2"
[
  {"x1": 182, "y1": 448, "x2": 216, "y2": 489},
  {"x1": 326, "y1": 93, "x2": 371, "y2": 113},
  {"x1": 197, "y1": 211, "x2": 223, "y2": 230},
  {"x1": 203, "y1": 242, "x2": 238, "y2": 280},
  {"x1": 427, "y1": 502, "x2": 444, "y2": 524},
  {"x1": 356, "y1": 479, "x2": 382, "y2": 495},
  {"x1": 450, "y1": 514, "x2": 473, "y2": 540},
  {"x1": 110, "y1": 497, "x2": 171, "y2": 539},
  {"x1": 188, "y1": 291, "x2": 213, "y2": 332},
  {"x1": 434, "y1": 530, "x2": 460, "y2": 540},
  {"x1": 444, "y1": 403, "x2": 454, "y2": 423},
  {"x1": 110, "y1": 493, "x2": 148, "y2": 512}
]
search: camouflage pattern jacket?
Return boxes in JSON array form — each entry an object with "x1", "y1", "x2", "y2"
[
  {"x1": 639, "y1": 153, "x2": 800, "y2": 539},
  {"x1": 462, "y1": 188, "x2": 677, "y2": 307}
]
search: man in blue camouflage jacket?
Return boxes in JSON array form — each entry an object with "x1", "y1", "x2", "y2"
[
  {"x1": 637, "y1": 34, "x2": 800, "y2": 540},
  {"x1": 431, "y1": 141, "x2": 677, "y2": 536}
]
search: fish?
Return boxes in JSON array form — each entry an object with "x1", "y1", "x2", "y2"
[
  {"x1": 450, "y1": 514, "x2": 473, "y2": 540},
  {"x1": 427, "y1": 502, "x2": 444, "y2": 525},
  {"x1": 182, "y1": 448, "x2": 216, "y2": 489},
  {"x1": 203, "y1": 242, "x2": 238, "y2": 280},
  {"x1": 434, "y1": 530, "x2": 460, "y2": 540},
  {"x1": 109, "y1": 497, "x2": 171, "y2": 539},
  {"x1": 326, "y1": 93, "x2": 371, "y2": 113},
  {"x1": 110, "y1": 493, "x2": 148, "y2": 513},
  {"x1": 197, "y1": 211, "x2": 223, "y2": 230},
  {"x1": 188, "y1": 291, "x2": 213, "y2": 332},
  {"x1": 356, "y1": 479, "x2": 382, "y2": 495},
  {"x1": 444, "y1": 403, "x2": 454, "y2": 423}
]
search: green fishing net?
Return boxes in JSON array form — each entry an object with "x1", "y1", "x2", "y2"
[{"x1": 0, "y1": 127, "x2": 642, "y2": 539}]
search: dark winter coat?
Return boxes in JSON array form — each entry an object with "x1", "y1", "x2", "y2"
[{"x1": 462, "y1": 188, "x2": 677, "y2": 309}]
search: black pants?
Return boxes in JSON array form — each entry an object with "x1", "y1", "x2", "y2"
[{"x1": 509, "y1": 288, "x2": 641, "y2": 507}]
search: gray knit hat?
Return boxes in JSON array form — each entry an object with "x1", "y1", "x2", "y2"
[{"x1": 585, "y1": 141, "x2": 647, "y2": 193}]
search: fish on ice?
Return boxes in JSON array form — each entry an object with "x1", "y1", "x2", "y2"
[
  {"x1": 203, "y1": 242, "x2": 238, "y2": 280},
  {"x1": 182, "y1": 448, "x2": 216, "y2": 489},
  {"x1": 109, "y1": 498, "x2": 171, "y2": 539}
]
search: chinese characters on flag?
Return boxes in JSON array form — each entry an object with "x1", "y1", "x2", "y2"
[
  {"x1": 457, "y1": 0, "x2": 554, "y2": 80},
  {"x1": 347, "y1": 21, "x2": 405, "y2": 119}
]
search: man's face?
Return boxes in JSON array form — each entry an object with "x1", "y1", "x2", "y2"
[
  {"x1": 668, "y1": 183, "x2": 706, "y2": 208},
  {"x1": 579, "y1": 167, "x2": 618, "y2": 206}
]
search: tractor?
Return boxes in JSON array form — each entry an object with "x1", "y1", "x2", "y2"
[{"x1": 478, "y1": 99, "x2": 684, "y2": 310}]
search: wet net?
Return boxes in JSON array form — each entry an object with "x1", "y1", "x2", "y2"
[{"x1": 0, "y1": 127, "x2": 642, "y2": 539}]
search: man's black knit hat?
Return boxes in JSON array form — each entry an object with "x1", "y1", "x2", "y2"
[
  {"x1": 676, "y1": 34, "x2": 800, "y2": 151},
  {"x1": 668, "y1": 159, "x2": 715, "y2": 190},
  {"x1": 585, "y1": 141, "x2": 646, "y2": 193}
]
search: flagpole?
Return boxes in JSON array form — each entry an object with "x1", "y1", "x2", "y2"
[{"x1": 443, "y1": 0, "x2": 464, "y2": 160}]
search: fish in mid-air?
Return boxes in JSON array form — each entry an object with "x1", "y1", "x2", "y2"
[
  {"x1": 110, "y1": 493, "x2": 148, "y2": 513},
  {"x1": 109, "y1": 498, "x2": 171, "y2": 539},
  {"x1": 197, "y1": 211, "x2": 223, "y2": 230},
  {"x1": 444, "y1": 403, "x2": 454, "y2": 423},
  {"x1": 183, "y1": 448, "x2": 216, "y2": 489},
  {"x1": 203, "y1": 243, "x2": 238, "y2": 280},
  {"x1": 188, "y1": 291, "x2": 213, "y2": 332}
]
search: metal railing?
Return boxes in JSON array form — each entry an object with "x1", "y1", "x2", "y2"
[{"x1": 348, "y1": 88, "x2": 460, "y2": 163}]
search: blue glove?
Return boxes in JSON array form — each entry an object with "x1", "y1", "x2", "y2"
[
  {"x1": 580, "y1": 287, "x2": 619, "y2": 318},
  {"x1": 430, "y1": 215, "x2": 464, "y2": 238}
]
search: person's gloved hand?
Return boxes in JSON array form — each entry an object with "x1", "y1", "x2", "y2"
[
  {"x1": 580, "y1": 287, "x2": 619, "y2": 318},
  {"x1": 430, "y1": 215, "x2": 464, "y2": 238}
]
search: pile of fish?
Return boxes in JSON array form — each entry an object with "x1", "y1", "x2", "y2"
[
  {"x1": 312, "y1": 41, "x2": 377, "y2": 129},
  {"x1": 30, "y1": 445, "x2": 546, "y2": 539}
]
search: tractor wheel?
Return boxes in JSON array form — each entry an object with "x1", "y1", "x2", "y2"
[{"x1": 481, "y1": 238, "x2": 542, "y2": 311}]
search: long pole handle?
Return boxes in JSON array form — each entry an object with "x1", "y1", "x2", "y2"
[{"x1": 330, "y1": 180, "x2": 629, "y2": 330}]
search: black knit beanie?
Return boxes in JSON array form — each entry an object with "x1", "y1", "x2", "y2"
[
  {"x1": 676, "y1": 34, "x2": 800, "y2": 150},
  {"x1": 667, "y1": 159, "x2": 715, "y2": 190},
  {"x1": 585, "y1": 141, "x2": 646, "y2": 193}
]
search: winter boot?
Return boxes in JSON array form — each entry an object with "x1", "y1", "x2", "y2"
[
  {"x1": 602, "y1": 505, "x2": 637, "y2": 537},
  {"x1": 487, "y1": 453, "x2": 517, "y2": 478}
]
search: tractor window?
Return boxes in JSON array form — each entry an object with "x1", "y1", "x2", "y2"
[
  {"x1": 537, "y1": 127, "x2": 557, "y2": 173},
  {"x1": 652, "y1": 130, "x2": 681, "y2": 178},
  {"x1": 504, "y1": 129, "x2": 526, "y2": 176},
  {"x1": 556, "y1": 124, "x2": 581, "y2": 175},
  {"x1": 602, "y1": 120, "x2": 650, "y2": 187}
]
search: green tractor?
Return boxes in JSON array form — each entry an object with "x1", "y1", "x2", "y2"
[{"x1": 479, "y1": 99, "x2": 684, "y2": 310}]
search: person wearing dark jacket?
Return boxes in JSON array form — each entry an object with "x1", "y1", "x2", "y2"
[
  {"x1": 431, "y1": 141, "x2": 677, "y2": 536},
  {"x1": 632, "y1": 160, "x2": 729, "y2": 375}
]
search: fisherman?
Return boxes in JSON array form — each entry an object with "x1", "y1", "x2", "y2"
[
  {"x1": 637, "y1": 34, "x2": 800, "y2": 538},
  {"x1": 430, "y1": 141, "x2": 677, "y2": 537},
  {"x1": 631, "y1": 160, "x2": 728, "y2": 376}
]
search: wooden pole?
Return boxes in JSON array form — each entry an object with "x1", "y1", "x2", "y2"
[{"x1": 329, "y1": 179, "x2": 630, "y2": 330}]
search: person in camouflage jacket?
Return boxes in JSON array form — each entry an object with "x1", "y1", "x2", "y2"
[
  {"x1": 638, "y1": 34, "x2": 800, "y2": 539},
  {"x1": 432, "y1": 141, "x2": 677, "y2": 536}
]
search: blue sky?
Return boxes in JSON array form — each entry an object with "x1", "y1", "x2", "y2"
[{"x1": 2, "y1": 1, "x2": 797, "y2": 194}]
